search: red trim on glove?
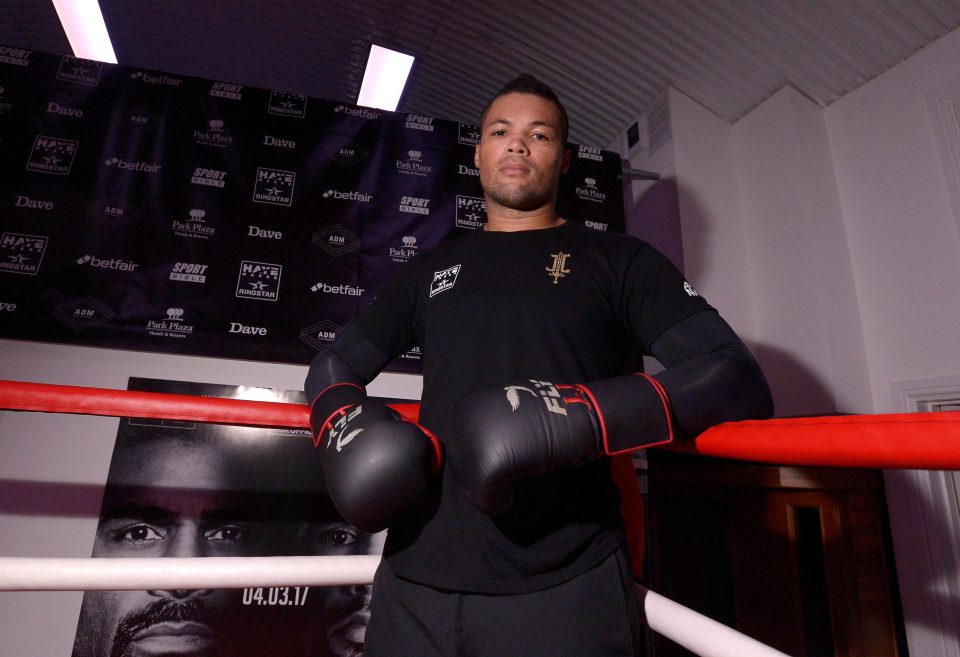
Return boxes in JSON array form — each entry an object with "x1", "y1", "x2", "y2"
[
  {"x1": 313, "y1": 403, "x2": 354, "y2": 448},
  {"x1": 309, "y1": 382, "x2": 364, "y2": 408},
  {"x1": 405, "y1": 420, "x2": 444, "y2": 474}
]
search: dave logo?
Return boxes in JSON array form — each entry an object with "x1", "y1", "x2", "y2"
[
  {"x1": 0, "y1": 232, "x2": 47, "y2": 275},
  {"x1": 252, "y1": 167, "x2": 295, "y2": 206},
  {"x1": 26, "y1": 136, "x2": 78, "y2": 175},
  {"x1": 430, "y1": 264, "x2": 461, "y2": 298}
]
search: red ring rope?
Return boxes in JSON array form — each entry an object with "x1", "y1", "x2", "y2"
[{"x1": 1, "y1": 380, "x2": 958, "y2": 469}]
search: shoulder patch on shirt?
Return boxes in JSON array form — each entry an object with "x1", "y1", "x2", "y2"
[
  {"x1": 430, "y1": 264, "x2": 461, "y2": 298},
  {"x1": 683, "y1": 281, "x2": 700, "y2": 297}
]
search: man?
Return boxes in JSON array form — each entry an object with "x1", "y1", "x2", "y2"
[
  {"x1": 306, "y1": 74, "x2": 773, "y2": 656},
  {"x1": 71, "y1": 420, "x2": 382, "y2": 657}
]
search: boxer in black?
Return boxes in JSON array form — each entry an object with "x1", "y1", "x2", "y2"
[{"x1": 305, "y1": 74, "x2": 773, "y2": 656}]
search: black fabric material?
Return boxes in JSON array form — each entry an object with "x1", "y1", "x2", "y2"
[
  {"x1": 341, "y1": 221, "x2": 717, "y2": 593},
  {"x1": 304, "y1": 323, "x2": 391, "y2": 404},
  {"x1": 364, "y1": 547, "x2": 643, "y2": 657},
  {"x1": 650, "y1": 309, "x2": 774, "y2": 437},
  {"x1": 583, "y1": 374, "x2": 672, "y2": 453}
]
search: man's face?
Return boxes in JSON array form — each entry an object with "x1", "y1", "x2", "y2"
[
  {"x1": 74, "y1": 439, "x2": 266, "y2": 657},
  {"x1": 307, "y1": 523, "x2": 386, "y2": 657},
  {"x1": 475, "y1": 92, "x2": 570, "y2": 213}
]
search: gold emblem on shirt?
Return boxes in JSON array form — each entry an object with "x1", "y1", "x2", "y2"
[{"x1": 546, "y1": 252, "x2": 570, "y2": 284}]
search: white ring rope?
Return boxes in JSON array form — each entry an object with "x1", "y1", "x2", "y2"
[
  {"x1": 0, "y1": 555, "x2": 792, "y2": 657},
  {"x1": 0, "y1": 555, "x2": 380, "y2": 591}
]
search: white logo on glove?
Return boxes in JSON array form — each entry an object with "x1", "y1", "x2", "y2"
[
  {"x1": 503, "y1": 381, "x2": 567, "y2": 416},
  {"x1": 328, "y1": 406, "x2": 365, "y2": 451}
]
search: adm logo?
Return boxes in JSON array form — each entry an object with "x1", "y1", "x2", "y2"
[
  {"x1": 53, "y1": 297, "x2": 114, "y2": 331},
  {"x1": 299, "y1": 320, "x2": 343, "y2": 351},
  {"x1": 326, "y1": 142, "x2": 370, "y2": 168},
  {"x1": 312, "y1": 225, "x2": 360, "y2": 257},
  {"x1": 84, "y1": 198, "x2": 142, "y2": 229}
]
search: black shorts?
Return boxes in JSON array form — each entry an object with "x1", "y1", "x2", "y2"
[{"x1": 364, "y1": 548, "x2": 643, "y2": 657}]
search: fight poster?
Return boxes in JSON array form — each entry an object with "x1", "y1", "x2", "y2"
[
  {"x1": 0, "y1": 46, "x2": 625, "y2": 374},
  {"x1": 71, "y1": 377, "x2": 384, "y2": 657}
]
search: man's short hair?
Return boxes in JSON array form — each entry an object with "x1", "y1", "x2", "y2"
[{"x1": 479, "y1": 73, "x2": 569, "y2": 145}]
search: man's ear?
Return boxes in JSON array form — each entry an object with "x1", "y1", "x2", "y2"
[
  {"x1": 474, "y1": 143, "x2": 481, "y2": 168},
  {"x1": 560, "y1": 148, "x2": 571, "y2": 175}
]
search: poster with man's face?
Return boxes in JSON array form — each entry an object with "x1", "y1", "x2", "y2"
[{"x1": 71, "y1": 378, "x2": 384, "y2": 657}]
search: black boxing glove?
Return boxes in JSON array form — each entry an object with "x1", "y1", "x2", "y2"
[
  {"x1": 311, "y1": 385, "x2": 441, "y2": 533},
  {"x1": 449, "y1": 375, "x2": 673, "y2": 516}
]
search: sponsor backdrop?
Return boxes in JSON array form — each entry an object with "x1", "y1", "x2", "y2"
[
  {"x1": 71, "y1": 377, "x2": 384, "y2": 657},
  {"x1": 0, "y1": 47, "x2": 624, "y2": 373}
]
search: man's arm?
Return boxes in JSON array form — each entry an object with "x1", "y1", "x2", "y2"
[
  {"x1": 450, "y1": 310, "x2": 772, "y2": 515},
  {"x1": 306, "y1": 318, "x2": 441, "y2": 533}
]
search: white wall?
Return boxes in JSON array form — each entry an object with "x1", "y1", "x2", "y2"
[{"x1": 0, "y1": 338, "x2": 421, "y2": 656}]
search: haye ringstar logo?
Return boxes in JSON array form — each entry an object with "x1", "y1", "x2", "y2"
[
  {"x1": 1, "y1": 233, "x2": 47, "y2": 275},
  {"x1": 268, "y1": 91, "x2": 307, "y2": 118},
  {"x1": 458, "y1": 123, "x2": 480, "y2": 146},
  {"x1": 429, "y1": 264, "x2": 461, "y2": 298},
  {"x1": 456, "y1": 196, "x2": 486, "y2": 230},
  {"x1": 253, "y1": 168, "x2": 295, "y2": 206},
  {"x1": 26, "y1": 136, "x2": 78, "y2": 175},
  {"x1": 56, "y1": 55, "x2": 101, "y2": 86},
  {"x1": 236, "y1": 261, "x2": 282, "y2": 301}
]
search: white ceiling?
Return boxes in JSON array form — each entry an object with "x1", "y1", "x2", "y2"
[{"x1": 2, "y1": 0, "x2": 959, "y2": 147}]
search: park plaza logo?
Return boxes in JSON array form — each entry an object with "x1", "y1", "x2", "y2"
[
  {"x1": 309, "y1": 281, "x2": 365, "y2": 296},
  {"x1": 146, "y1": 308, "x2": 194, "y2": 339},
  {"x1": 262, "y1": 134, "x2": 296, "y2": 149},
  {"x1": 312, "y1": 225, "x2": 360, "y2": 257},
  {"x1": 396, "y1": 150, "x2": 432, "y2": 177},
  {"x1": 455, "y1": 195, "x2": 486, "y2": 230},
  {"x1": 45, "y1": 100, "x2": 84, "y2": 118},
  {"x1": 172, "y1": 208, "x2": 216, "y2": 240},
  {"x1": 228, "y1": 321, "x2": 268, "y2": 336},
  {"x1": 169, "y1": 262, "x2": 208, "y2": 283},
  {"x1": 575, "y1": 177, "x2": 607, "y2": 203},
  {"x1": 299, "y1": 320, "x2": 342, "y2": 351},
  {"x1": 334, "y1": 104, "x2": 380, "y2": 120},
  {"x1": 390, "y1": 236, "x2": 418, "y2": 263},
  {"x1": 236, "y1": 260, "x2": 282, "y2": 301},
  {"x1": 56, "y1": 55, "x2": 101, "y2": 86},
  {"x1": 210, "y1": 81, "x2": 243, "y2": 100},
  {"x1": 53, "y1": 297, "x2": 113, "y2": 331},
  {"x1": 406, "y1": 114, "x2": 435, "y2": 131},
  {"x1": 193, "y1": 119, "x2": 234, "y2": 147},
  {"x1": 0, "y1": 46, "x2": 31, "y2": 66},
  {"x1": 323, "y1": 188, "x2": 372, "y2": 203},
  {"x1": 26, "y1": 136, "x2": 78, "y2": 175},
  {"x1": 0, "y1": 232, "x2": 47, "y2": 275},
  {"x1": 399, "y1": 345, "x2": 422, "y2": 362},
  {"x1": 104, "y1": 156, "x2": 162, "y2": 173},
  {"x1": 191, "y1": 167, "x2": 228, "y2": 188},
  {"x1": 268, "y1": 91, "x2": 307, "y2": 118},
  {"x1": 253, "y1": 167, "x2": 295, "y2": 206},
  {"x1": 248, "y1": 224, "x2": 283, "y2": 240},
  {"x1": 85, "y1": 198, "x2": 142, "y2": 229},
  {"x1": 457, "y1": 164, "x2": 480, "y2": 177},
  {"x1": 129, "y1": 71, "x2": 183, "y2": 86},
  {"x1": 584, "y1": 220, "x2": 608, "y2": 231},
  {"x1": 458, "y1": 122, "x2": 480, "y2": 146},
  {"x1": 327, "y1": 142, "x2": 371, "y2": 168},
  {"x1": 577, "y1": 145, "x2": 603, "y2": 162},
  {"x1": 399, "y1": 196, "x2": 430, "y2": 215},
  {"x1": 76, "y1": 253, "x2": 140, "y2": 272},
  {"x1": 14, "y1": 195, "x2": 54, "y2": 211}
]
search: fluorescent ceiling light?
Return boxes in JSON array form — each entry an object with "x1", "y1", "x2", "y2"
[
  {"x1": 357, "y1": 45, "x2": 414, "y2": 112},
  {"x1": 51, "y1": 0, "x2": 118, "y2": 64}
]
